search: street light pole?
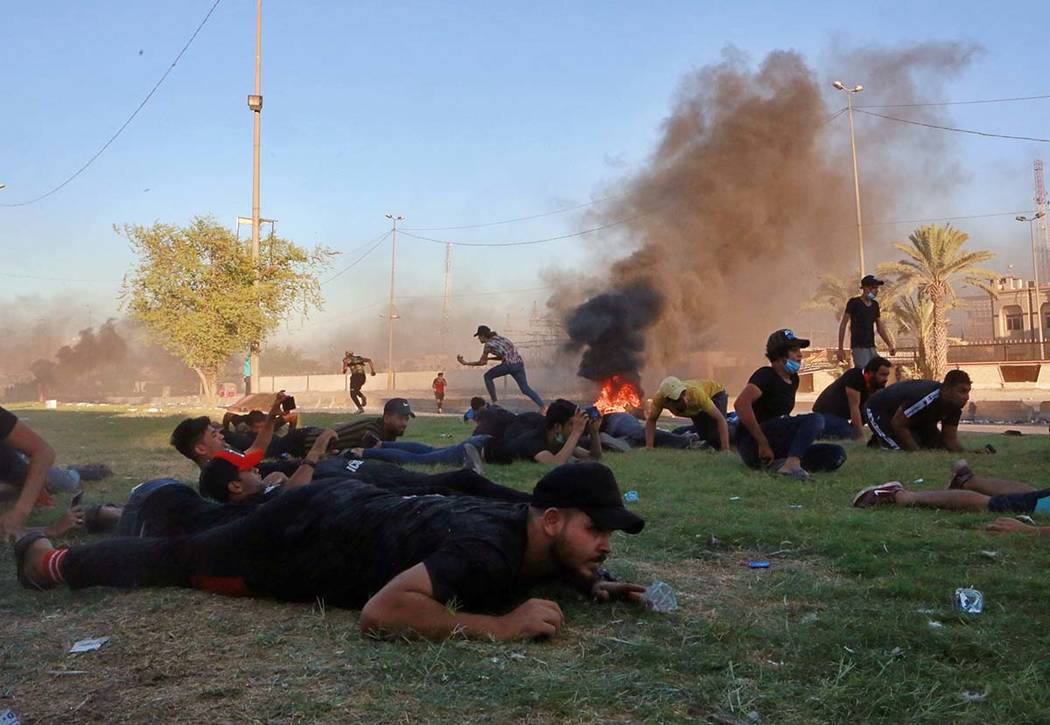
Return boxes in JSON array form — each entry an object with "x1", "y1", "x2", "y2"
[
  {"x1": 1017, "y1": 213, "x2": 1046, "y2": 358},
  {"x1": 384, "y1": 213, "x2": 405, "y2": 390},
  {"x1": 833, "y1": 80, "x2": 866, "y2": 278},
  {"x1": 246, "y1": 0, "x2": 264, "y2": 395}
]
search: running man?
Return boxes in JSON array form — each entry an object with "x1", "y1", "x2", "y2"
[
  {"x1": 458, "y1": 325, "x2": 544, "y2": 409},
  {"x1": 342, "y1": 350, "x2": 377, "y2": 413}
]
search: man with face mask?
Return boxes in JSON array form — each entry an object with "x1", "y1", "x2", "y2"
[
  {"x1": 15, "y1": 463, "x2": 646, "y2": 642},
  {"x1": 837, "y1": 275, "x2": 896, "y2": 369},
  {"x1": 734, "y1": 329, "x2": 847, "y2": 479},
  {"x1": 813, "y1": 356, "x2": 892, "y2": 440}
]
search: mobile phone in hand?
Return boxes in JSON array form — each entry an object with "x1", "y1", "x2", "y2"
[
  {"x1": 70, "y1": 491, "x2": 84, "y2": 508},
  {"x1": 281, "y1": 395, "x2": 297, "y2": 412}
]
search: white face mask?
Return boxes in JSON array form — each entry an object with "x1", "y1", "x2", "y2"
[{"x1": 865, "y1": 291, "x2": 877, "y2": 301}]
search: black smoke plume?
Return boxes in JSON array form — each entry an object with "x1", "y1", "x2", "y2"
[{"x1": 564, "y1": 281, "x2": 664, "y2": 384}]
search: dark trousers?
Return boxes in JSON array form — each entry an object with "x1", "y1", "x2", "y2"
[
  {"x1": 817, "y1": 413, "x2": 857, "y2": 440},
  {"x1": 689, "y1": 391, "x2": 729, "y2": 450},
  {"x1": 737, "y1": 414, "x2": 846, "y2": 472},
  {"x1": 349, "y1": 372, "x2": 367, "y2": 409},
  {"x1": 63, "y1": 475, "x2": 529, "y2": 598}
]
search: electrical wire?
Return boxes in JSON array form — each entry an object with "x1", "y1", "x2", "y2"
[
  {"x1": 400, "y1": 197, "x2": 622, "y2": 232},
  {"x1": 398, "y1": 212, "x2": 649, "y2": 248},
  {"x1": 858, "y1": 93, "x2": 1050, "y2": 109},
  {"x1": 852, "y1": 108, "x2": 1050, "y2": 143},
  {"x1": 0, "y1": 0, "x2": 225, "y2": 208},
  {"x1": 320, "y1": 230, "x2": 392, "y2": 285}
]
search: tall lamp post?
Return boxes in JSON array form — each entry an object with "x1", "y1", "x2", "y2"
[
  {"x1": 1016, "y1": 212, "x2": 1046, "y2": 358},
  {"x1": 384, "y1": 213, "x2": 404, "y2": 390},
  {"x1": 246, "y1": 0, "x2": 264, "y2": 395},
  {"x1": 833, "y1": 80, "x2": 866, "y2": 278}
]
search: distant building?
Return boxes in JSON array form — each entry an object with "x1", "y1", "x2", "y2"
[{"x1": 957, "y1": 275, "x2": 1049, "y2": 341}]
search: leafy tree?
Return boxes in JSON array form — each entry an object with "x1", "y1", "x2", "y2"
[
  {"x1": 886, "y1": 293, "x2": 937, "y2": 379},
  {"x1": 878, "y1": 224, "x2": 996, "y2": 380},
  {"x1": 120, "y1": 216, "x2": 334, "y2": 397}
]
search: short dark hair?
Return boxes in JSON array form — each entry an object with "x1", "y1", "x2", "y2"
[
  {"x1": 545, "y1": 399, "x2": 578, "y2": 429},
  {"x1": 469, "y1": 396, "x2": 487, "y2": 411},
  {"x1": 943, "y1": 370, "x2": 971, "y2": 388},
  {"x1": 245, "y1": 410, "x2": 267, "y2": 425},
  {"x1": 864, "y1": 356, "x2": 892, "y2": 373},
  {"x1": 171, "y1": 417, "x2": 212, "y2": 461},
  {"x1": 765, "y1": 343, "x2": 801, "y2": 362},
  {"x1": 198, "y1": 458, "x2": 238, "y2": 502}
]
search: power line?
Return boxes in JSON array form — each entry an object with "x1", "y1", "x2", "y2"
[
  {"x1": 858, "y1": 93, "x2": 1050, "y2": 109},
  {"x1": 853, "y1": 108, "x2": 1050, "y2": 143},
  {"x1": 0, "y1": 0, "x2": 225, "y2": 208},
  {"x1": 399, "y1": 212, "x2": 648, "y2": 248},
  {"x1": 865, "y1": 210, "x2": 1035, "y2": 227},
  {"x1": 320, "y1": 230, "x2": 392, "y2": 285},
  {"x1": 401, "y1": 197, "x2": 622, "y2": 232},
  {"x1": 0, "y1": 272, "x2": 120, "y2": 283}
]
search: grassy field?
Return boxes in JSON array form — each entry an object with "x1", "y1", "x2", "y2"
[{"x1": 1, "y1": 405, "x2": 1048, "y2": 724}]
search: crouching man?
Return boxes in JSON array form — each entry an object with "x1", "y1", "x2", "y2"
[{"x1": 15, "y1": 463, "x2": 645, "y2": 641}]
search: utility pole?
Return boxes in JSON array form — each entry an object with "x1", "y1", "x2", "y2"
[
  {"x1": 1017, "y1": 212, "x2": 1046, "y2": 359},
  {"x1": 246, "y1": 0, "x2": 264, "y2": 394},
  {"x1": 833, "y1": 81, "x2": 866, "y2": 278},
  {"x1": 441, "y1": 242, "x2": 452, "y2": 355},
  {"x1": 384, "y1": 214, "x2": 404, "y2": 390}
]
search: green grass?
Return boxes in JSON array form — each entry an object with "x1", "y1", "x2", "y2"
[{"x1": 1, "y1": 406, "x2": 1049, "y2": 723}]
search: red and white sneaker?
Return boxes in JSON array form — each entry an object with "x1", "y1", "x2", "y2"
[{"x1": 852, "y1": 481, "x2": 903, "y2": 508}]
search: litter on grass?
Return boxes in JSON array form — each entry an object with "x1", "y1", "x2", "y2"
[{"x1": 69, "y1": 637, "x2": 110, "y2": 653}]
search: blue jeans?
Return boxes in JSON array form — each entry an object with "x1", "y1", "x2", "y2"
[
  {"x1": 484, "y1": 362, "x2": 544, "y2": 407},
  {"x1": 602, "y1": 412, "x2": 691, "y2": 449},
  {"x1": 362, "y1": 435, "x2": 490, "y2": 466},
  {"x1": 818, "y1": 414, "x2": 857, "y2": 440},
  {"x1": 738, "y1": 414, "x2": 846, "y2": 472}
]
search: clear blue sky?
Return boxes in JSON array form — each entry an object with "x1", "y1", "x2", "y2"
[{"x1": 3, "y1": 0, "x2": 1049, "y2": 345}]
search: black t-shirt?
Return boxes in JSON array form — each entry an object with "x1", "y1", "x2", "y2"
[
  {"x1": 136, "y1": 483, "x2": 269, "y2": 537},
  {"x1": 813, "y1": 368, "x2": 870, "y2": 421},
  {"x1": 258, "y1": 480, "x2": 529, "y2": 611},
  {"x1": 865, "y1": 380, "x2": 962, "y2": 430},
  {"x1": 0, "y1": 407, "x2": 18, "y2": 442},
  {"x1": 484, "y1": 412, "x2": 550, "y2": 463},
  {"x1": 746, "y1": 367, "x2": 799, "y2": 423},
  {"x1": 845, "y1": 297, "x2": 880, "y2": 348},
  {"x1": 474, "y1": 405, "x2": 518, "y2": 438}
]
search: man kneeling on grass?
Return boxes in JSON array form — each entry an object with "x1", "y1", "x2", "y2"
[
  {"x1": 14, "y1": 462, "x2": 645, "y2": 641},
  {"x1": 852, "y1": 460, "x2": 1050, "y2": 535},
  {"x1": 863, "y1": 370, "x2": 972, "y2": 452}
]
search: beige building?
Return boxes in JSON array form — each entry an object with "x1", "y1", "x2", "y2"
[{"x1": 958, "y1": 276, "x2": 1049, "y2": 342}]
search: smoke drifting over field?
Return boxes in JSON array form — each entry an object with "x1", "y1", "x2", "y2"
[{"x1": 561, "y1": 43, "x2": 978, "y2": 378}]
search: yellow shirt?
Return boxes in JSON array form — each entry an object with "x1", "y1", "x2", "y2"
[{"x1": 650, "y1": 379, "x2": 726, "y2": 419}]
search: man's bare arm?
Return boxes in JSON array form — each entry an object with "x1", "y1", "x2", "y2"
[
  {"x1": 940, "y1": 424, "x2": 964, "y2": 452},
  {"x1": 734, "y1": 384, "x2": 770, "y2": 451},
  {"x1": 845, "y1": 387, "x2": 865, "y2": 439},
  {"x1": 0, "y1": 422, "x2": 56, "y2": 539},
  {"x1": 360, "y1": 563, "x2": 564, "y2": 641},
  {"x1": 890, "y1": 408, "x2": 919, "y2": 451},
  {"x1": 248, "y1": 392, "x2": 288, "y2": 456},
  {"x1": 876, "y1": 319, "x2": 896, "y2": 353},
  {"x1": 286, "y1": 429, "x2": 338, "y2": 488},
  {"x1": 837, "y1": 312, "x2": 849, "y2": 360}
]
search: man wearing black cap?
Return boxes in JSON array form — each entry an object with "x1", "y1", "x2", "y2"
[
  {"x1": 458, "y1": 325, "x2": 545, "y2": 409},
  {"x1": 16, "y1": 463, "x2": 646, "y2": 642},
  {"x1": 838, "y1": 275, "x2": 896, "y2": 369},
  {"x1": 734, "y1": 329, "x2": 847, "y2": 479}
]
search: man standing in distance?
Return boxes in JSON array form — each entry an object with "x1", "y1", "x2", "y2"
[
  {"x1": 838, "y1": 275, "x2": 896, "y2": 369},
  {"x1": 458, "y1": 325, "x2": 544, "y2": 409},
  {"x1": 342, "y1": 350, "x2": 377, "y2": 414},
  {"x1": 432, "y1": 372, "x2": 447, "y2": 414}
]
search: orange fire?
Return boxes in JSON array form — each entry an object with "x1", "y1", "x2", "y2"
[{"x1": 594, "y1": 374, "x2": 642, "y2": 414}]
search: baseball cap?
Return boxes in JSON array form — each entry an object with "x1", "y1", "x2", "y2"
[
  {"x1": 657, "y1": 376, "x2": 687, "y2": 401},
  {"x1": 383, "y1": 398, "x2": 416, "y2": 418},
  {"x1": 766, "y1": 328, "x2": 810, "y2": 357},
  {"x1": 531, "y1": 462, "x2": 644, "y2": 534},
  {"x1": 199, "y1": 449, "x2": 264, "y2": 501},
  {"x1": 473, "y1": 325, "x2": 492, "y2": 337},
  {"x1": 860, "y1": 274, "x2": 885, "y2": 287}
]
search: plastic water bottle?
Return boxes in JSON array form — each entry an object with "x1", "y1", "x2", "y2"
[
  {"x1": 954, "y1": 587, "x2": 983, "y2": 614},
  {"x1": 623, "y1": 490, "x2": 639, "y2": 503},
  {"x1": 643, "y1": 580, "x2": 678, "y2": 613}
]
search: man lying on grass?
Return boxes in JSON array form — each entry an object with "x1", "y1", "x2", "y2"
[
  {"x1": 15, "y1": 462, "x2": 645, "y2": 641},
  {"x1": 852, "y1": 459, "x2": 1050, "y2": 534}
]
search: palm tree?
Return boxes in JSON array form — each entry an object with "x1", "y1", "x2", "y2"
[
  {"x1": 803, "y1": 274, "x2": 855, "y2": 322},
  {"x1": 879, "y1": 224, "x2": 996, "y2": 379},
  {"x1": 886, "y1": 293, "x2": 936, "y2": 378}
]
